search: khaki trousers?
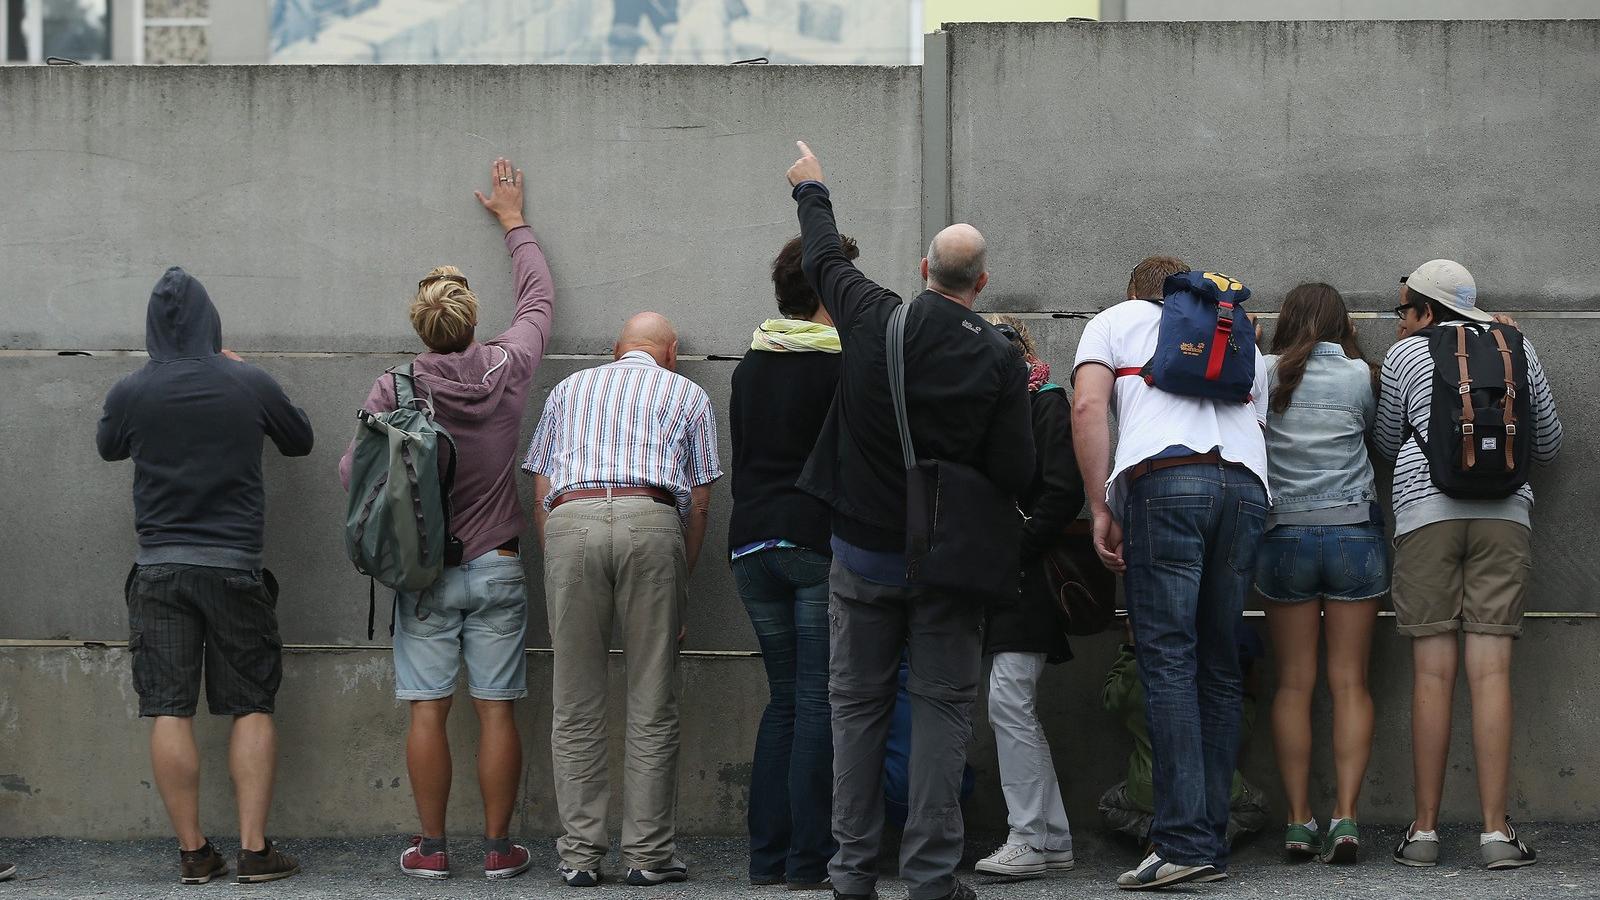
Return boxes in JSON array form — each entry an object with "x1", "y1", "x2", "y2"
[{"x1": 544, "y1": 497, "x2": 687, "y2": 869}]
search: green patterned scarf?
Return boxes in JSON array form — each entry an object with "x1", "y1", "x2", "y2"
[{"x1": 750, "y1": 318, "x2": 841, "y2": 353}]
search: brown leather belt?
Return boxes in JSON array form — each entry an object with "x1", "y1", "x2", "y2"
[
  {"x1": 1125, "y1": 450, "x2": 1245, "y2": 483},
  {"x1": 550, "y1": 486, "x2": 675, "y2": 511}
]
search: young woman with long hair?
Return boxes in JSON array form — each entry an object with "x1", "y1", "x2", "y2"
[{"x1": 1254, "y1": 283, "x2": 1387, "y2": 864}]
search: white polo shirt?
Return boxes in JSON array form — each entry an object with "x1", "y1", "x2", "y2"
[{"x1": 1073, "y1": 299, "x2": 1270, "y2": 519}]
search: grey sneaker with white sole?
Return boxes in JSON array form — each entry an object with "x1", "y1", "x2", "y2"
[
  {"x1": 1480, "y1": 821, "x2": 1537, "y2": 870},
  {"x1": 1393, "y1": 826, "x2": 1439, "y2": 868}
]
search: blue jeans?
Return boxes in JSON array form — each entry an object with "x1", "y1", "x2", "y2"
[
  {"x1": 1254, "y1": 522, "x2": 1390, "y2": 602},
  {"x1": 393, "y1": 550, "x2": 529, "y2": 701},
  {"x1": 733, "y1": 547, "x2": 836, "y2": 884},
  {"x1": 1122, "y1": 463, "x2": 1267, "y2": 869}
]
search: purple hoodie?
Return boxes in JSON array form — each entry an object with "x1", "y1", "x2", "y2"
[{"x1": 339, "y1": 226, "x2": 553, "y2": 561}]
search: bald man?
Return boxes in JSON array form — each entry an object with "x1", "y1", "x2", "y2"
[
  {"x1": 521, "y1": 312, "x2": 721, "y2": 887},
  {"x1": 785, "y1": 143, "x2": 1034, "y2": 900}
]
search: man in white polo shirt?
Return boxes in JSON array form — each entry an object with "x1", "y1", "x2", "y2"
[{"x1": 1071, "y1": 256, "x2": 1269, "y2": 891}]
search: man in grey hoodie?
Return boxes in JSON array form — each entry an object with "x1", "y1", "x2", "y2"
[{"x1": 98, "y1": 266, "x2": 313, "y2": 885}]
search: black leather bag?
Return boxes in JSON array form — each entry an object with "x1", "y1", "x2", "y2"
[
  {"x1": 1041, "y1": 522, "x2": 1117, "y2": 636},
  {"x1": 886, "y1": 302, "x2": 1021, "y2": 601}
]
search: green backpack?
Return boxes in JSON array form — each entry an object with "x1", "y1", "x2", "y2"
[{"x1": 344, "y1": 365, "x2": 460, "y2": 638}]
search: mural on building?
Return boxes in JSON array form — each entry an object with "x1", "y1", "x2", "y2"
[{"x1": 271, "y1": 0, "x2": 919, "y2": 64}]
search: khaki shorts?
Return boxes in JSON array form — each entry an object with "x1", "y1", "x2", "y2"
[{"x1": 1391, "y1": 519, "x2": 1532, "y2": 638}]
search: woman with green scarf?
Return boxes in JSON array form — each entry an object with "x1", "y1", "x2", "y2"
[{"x1": 727, "y1": 233, "x2": 857, "y2": 890}]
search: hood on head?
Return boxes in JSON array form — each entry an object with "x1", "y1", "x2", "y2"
[{"x1": 145, "y1": 266, "x2": 222, "y2": 360}]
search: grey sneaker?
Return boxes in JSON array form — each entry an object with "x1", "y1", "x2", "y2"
[
  {"x1": 1393, "y1": 825, "x2": 1439, "y2": 868},
  {"x1": 974, "y1": 842, "x2": 1045, "y2": 877},
  {"x1": 1116, "y1": 852, "x2": 1216, "y2": 890},
  {"x1": 1480, "y1": 821, "x2": 1537, "y2": 870},
  {"x1": 1044, "y1": 847, "x2": 1076, "y2": 872},
  {"x1": 625, "y1": 857, "x2": 688, "y2": 886},
  {"x1": 0, "y1": 861, "x2": 15, "y2": 881}
]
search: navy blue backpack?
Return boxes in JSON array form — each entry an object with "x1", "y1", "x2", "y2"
[{"x1": 1117, "y1": 270, "x2": 1256, "y2": 404}]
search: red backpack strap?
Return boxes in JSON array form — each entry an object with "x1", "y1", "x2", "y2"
[{"x1": 1204, "y1": 300, "x2": 1235, "y2": 381}]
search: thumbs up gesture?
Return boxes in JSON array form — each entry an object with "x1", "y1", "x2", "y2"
[{"x1": 786, "y1": 140, "x2": 825, "y2": 187}]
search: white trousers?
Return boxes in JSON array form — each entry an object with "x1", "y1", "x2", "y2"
[{"x1": 987, "y1": 651, "x2": 1072, "y2": 851}]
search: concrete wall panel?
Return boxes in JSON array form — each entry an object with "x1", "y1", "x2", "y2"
[
  {"x1": 4, "y1": 621, "x2": 1598, "y2": 838},
  {"x1": 0, "y1": 65, "x2": 921, "y2": 356},
  {"x1": 944, "y1": 21, "x2": 1600, "y2": 312}
]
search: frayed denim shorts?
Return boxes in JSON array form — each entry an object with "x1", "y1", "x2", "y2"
[{"x1": 1254, "y1": 521, "x2": 1390, "y2": 603}]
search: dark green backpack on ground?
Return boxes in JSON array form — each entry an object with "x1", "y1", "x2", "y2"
[{"x1": 344, "y1": 366, "x2": 459, "y2": 637}]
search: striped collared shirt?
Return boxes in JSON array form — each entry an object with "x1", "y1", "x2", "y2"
[{"x1": 522, "y1": 349, "x2": 722, "y2": 519}]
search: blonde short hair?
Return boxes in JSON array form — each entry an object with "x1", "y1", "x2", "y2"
[{"x1": 410, "y1": 266, "x2": 478, "y2": 353}]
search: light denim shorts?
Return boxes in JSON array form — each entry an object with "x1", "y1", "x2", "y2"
[
  {"x1": 1254, "y1": 522, "x2": 1390, "y2": 603},
  {"x1": 393, "y1": 550, "x2": 529, "y2": 701}
]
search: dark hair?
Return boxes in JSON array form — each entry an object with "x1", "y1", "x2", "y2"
[
  {"x1": 1268, "y1": 282, "x2": 1374, "y2": 414},
  {"x1": 1403, "y1": 284, "x2": 1468, "y2": 325},
  {"x1": 772, "y1": 234, "x2": 859, "y2": 319},
  {"x1": 1127, "y1": 256, "x2": 1189, "y2": 299}
]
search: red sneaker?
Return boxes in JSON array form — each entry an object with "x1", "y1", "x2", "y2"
[
  {"x1": 400, "y1": 836, "x2": 450, "y2": 879},
  {"x1": 484, "y1": 843, "x2": 532, "y2": 880}
]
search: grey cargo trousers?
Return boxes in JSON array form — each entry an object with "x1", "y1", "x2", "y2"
[{"x1": 827, "y1": 560, "x2": 983, "y2": 900}]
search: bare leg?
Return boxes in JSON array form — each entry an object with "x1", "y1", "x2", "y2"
[
  {"x1": 150, "y1": 716, "x2": 205, "y2": 851},
  {"x1": 1323, "y1": 600, "x2": 1379, "y2": 820},
  {"x1": 1463, "y1": 633, "x2": 1515, "y2": 834},
  {"x1": 230, "y1": 713, "x2": 278, "y2": 852},
  {"x1": 1410, "y1": 634, "x2": 1459, "y2": 832},
  {"x1": 474, "y1": 698, "x2": 522, "y2": 840},
  {"x1": 1265, "y1": 600, "x2": 1321, "y2": 825},
  {"x1": 408, "y1": 698, "x2": 454, "y2": 838}
]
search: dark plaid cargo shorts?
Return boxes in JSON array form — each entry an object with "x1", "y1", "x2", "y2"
[{"x1": 124, "y1": 563, "x2": 284, "y2": 717}]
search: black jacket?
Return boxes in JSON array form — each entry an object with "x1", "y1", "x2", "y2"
[
  {"x1": 728, "y1": 347, "x2": 840, "y2": 555},
  {"x1": 985, "y1": 386, "x2": 1086, "y2": 662},
  {"x1": 97, "y1": 267, "x2": 314, "y2": 570},
  {"x1": 792, "y1": 183, "x2": 1034, "y2": 552}
]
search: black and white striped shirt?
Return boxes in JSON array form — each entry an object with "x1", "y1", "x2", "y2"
[{"x1": 1373, "y1": 326, "x2": 1562, "y2": 536}]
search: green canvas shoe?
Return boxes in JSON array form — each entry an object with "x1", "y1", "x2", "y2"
[
  {"x1": 1285, "y1": 822, "x2": 1319, "y2": 858},
  {"x1": 1319, "y1": 819, "x2": 1360, "y2": 864}
]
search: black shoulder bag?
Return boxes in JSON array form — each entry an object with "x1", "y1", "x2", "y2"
[{"x1": 886, "y1": 302, "x2": 1022, "y2": 602}]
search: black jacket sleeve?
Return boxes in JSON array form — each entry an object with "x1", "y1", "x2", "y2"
[
  {"x1": 1020, "y1": 390, "x2": 1086, "y2": 561},
  {"x1": 982, "y1": 356, "x2": 1036, "y2": 498},
  {"x1": 249, "y1": 368, "x2": 315, "y2": 457},
  {"x1": 794, "y1": 183, "x2": 900, "y2": 332},
  {"x1": 95, "y1": 377, "x2": 133, "y2": 461}
]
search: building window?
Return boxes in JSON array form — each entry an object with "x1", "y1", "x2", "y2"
[{"x1": 2, "y1": 0, "x2": 111, "y2": 63}]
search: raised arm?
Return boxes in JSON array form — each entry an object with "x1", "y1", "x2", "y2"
[
  {"x1": 786, "y1": 141, "x2": 900, "y2": 331},
  {"x1": 477, "y1": 158, "x2": 553, "y2": 362}
]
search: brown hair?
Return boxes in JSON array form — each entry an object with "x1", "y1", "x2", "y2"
[
  {"x1": 410, "y1": 265, "x2": 478, "y2": 353},
  {"x1": 984, "y1": 314, "x2": 1039, "y2": 361},
  {"x1": 772, "y1": 234, "x2": 859, "y2": 319},
  {"x1": 1268, "y1": 282, "x2": 1373, "y2": 414},
  {"x1": 1127, "y1": 256, "x2": 1189, "y2": 300}
]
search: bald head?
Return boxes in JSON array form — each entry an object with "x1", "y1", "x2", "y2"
[
  {"x1": 924, "y1": 223, "x2": 989, "y2": 303},
  {"x1": 615, "y1": 311, "x2": 680, "y2": 369}
]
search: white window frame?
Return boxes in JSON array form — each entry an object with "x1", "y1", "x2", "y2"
[{"x1": 4, "y1": 0, "x2": 114, "y2": 64}]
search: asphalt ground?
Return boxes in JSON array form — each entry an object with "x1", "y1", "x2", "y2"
[{"x1": 4, "y1": 825, "x2": 1597, "y2": 899}]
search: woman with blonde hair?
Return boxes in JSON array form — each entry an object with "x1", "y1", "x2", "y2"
[{"x1": 973, "y1": 315, "x2": 1085, "y2": 879}]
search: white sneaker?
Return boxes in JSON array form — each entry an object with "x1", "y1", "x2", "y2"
[
  {"x1": 1116, "y1": 852, "x2": 1216, "y2": 891},
  {"x1": 974, "y1": 842, "x2": 1046, "y2": 877},
  {"x1": 1044, "y1": 848, "x2": 1076, "y2": 872}
]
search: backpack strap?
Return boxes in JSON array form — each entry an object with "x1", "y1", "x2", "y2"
[
  {"x1": 1491, "y1": 327, "x2": 1518, "y2": 470},
  {"x1": 1205, "y1": 299, "x2": 1236, "y2": 382},
  {"x1": 1454, "y1": 326, "x2": 1476, "y2": 470}
]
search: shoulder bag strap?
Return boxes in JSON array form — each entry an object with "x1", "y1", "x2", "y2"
[
  {"x1": 886, "y1": 302, "x2": 916, "y2": 469},
  {"x1": 1455, "y1": 327, "x2": 1476, "y2": 470},
  {"x1": 1491, "y1": 327, "x2": 1518, "y2": 469}
]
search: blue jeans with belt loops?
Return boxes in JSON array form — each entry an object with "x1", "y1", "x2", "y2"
[{"x1": 1122, "y1": 462, "x2": 1267, "y2": 869}]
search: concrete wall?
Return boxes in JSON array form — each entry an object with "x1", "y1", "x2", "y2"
[
  {"x1": 1107, "y1": 0, "x2": 1600, "y2": 21},
  {"x1": 5, "y1": 20, "x2": 1600, "y2": 838}
]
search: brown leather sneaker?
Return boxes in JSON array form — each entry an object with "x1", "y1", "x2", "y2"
[
  {"x1": 179, "y1": 842, "x2": 228, "y2": 885},
  {"x1": 236, "y1": 840, "x2": 301, "y2": 884}
]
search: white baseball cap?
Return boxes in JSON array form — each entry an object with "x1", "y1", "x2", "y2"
[{"x1": 1402, "y1": 259, "x2": 1491, "y2": 323}]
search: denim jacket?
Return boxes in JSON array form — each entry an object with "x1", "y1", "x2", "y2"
[{"x1": 1264, "y1": 344, "x2": 1378, "y2": 515}]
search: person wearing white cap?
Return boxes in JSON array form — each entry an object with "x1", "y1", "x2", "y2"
[{"x1": 1374, "y1": 259, "x2": 1563, "y2": 872}]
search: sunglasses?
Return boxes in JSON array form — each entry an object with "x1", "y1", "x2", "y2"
[
  {"x1": 419, "y1": 273, "x2": 469, "y2": 291},
  {"x1": 994, "y1": 323, "x2": 1022, "y2": 343}
]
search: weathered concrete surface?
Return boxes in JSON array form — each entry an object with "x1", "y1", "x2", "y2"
[
  {"x1": 0, "y1": 65, "x2": 921, "y2": 356},
  {"x1": 7, "y1": 830, "x2": 1600, "y2": 898},
  {"x1": 1115, "y1": 0, "x2": 1600, "y2": 20},
  {"x1": 944, "y1": 21, "x2": 1600, "y2": 312},
  {"x1": 0, "y1": 353, "x2": 766, "y2": 650},
  {"x1": 3, "y1": 622, "x2": 1598, "y2": 839}
]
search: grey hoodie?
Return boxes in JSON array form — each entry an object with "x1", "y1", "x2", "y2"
[{"x1": 97, "y1": 267, "x2": 314, "y2": 570}]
